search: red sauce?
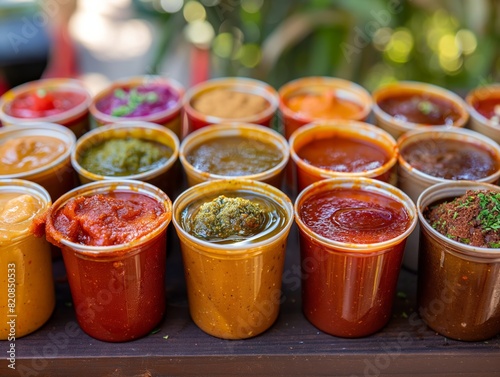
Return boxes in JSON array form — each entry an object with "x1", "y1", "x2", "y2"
[
  {"x1": 473, "y1": 96, "x2": 500, "y2": 119},
  {"x1": 6, "y1": 89, "x2": 87, "y2": 118},
  {"x1": 297, "y1": 136, "x2": 390, "y2": 173},
  {"x1": 401, "y1": 138, "x2": 498, "y2": 180},
  {"x1": 378, "y1": 93, "x2": 461, "y2": 125},
  {"x1": 300, "y1": 189, "x2": 410, "y2": 243},
  {"x1": 50, "y1": 192, "x2": 166, "y2": 246}
]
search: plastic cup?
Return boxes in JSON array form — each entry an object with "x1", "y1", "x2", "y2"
[
  {"x1": 71, "y1": 121, "x2": 181, "y2": 199},
  {"x1": 0, "y1": 122, "x2": 77, "y2": 201},
  {"x1": 397, "y1": 128, "x2": 500, "y2": 271},
  {"x1": 172, "y1": 179, "x2": 293, "y2": 339},
  {"x1": 289, "y1": 121, "x2": 398, "y2": 193},
  {"x1": 372, "y1": 81, "x2": 469, "y2": 139},
  {"x1": 278, "y1": 77, "x2": 372, "y2": 139},
  {"x1": 0, "y1": 179, "x2": 54, "y2": 339},
  {"x1": 44, "y1": 180, "x2": 172, "y2": 342},
  {"x1": 184, "y1": 77, "x2": 279, "y2": 133},
  {"x1": 90, "y1": 76, "x2": 185, "y2": 140},
  {"x1": 466, "y1": 84, "x2": 500, "y2": 144},
  {"x1": 0, "y1": 78, "x2": 92, "y2": 137},
  {"x1": 295, "y1": 177, "x2": 417, "y2": 337},
  {"x1": 417, "y1": 181, "x2": 500, "y2": 341},
  {"x1": 179, "y1": 123, "x2": 289, "y2": 189}
]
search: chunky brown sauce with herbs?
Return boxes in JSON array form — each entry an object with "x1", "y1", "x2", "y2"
[{"x1": 401, "y1": 138, "x2": 498, "y2": 180}]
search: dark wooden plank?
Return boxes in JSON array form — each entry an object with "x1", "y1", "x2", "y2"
[{"x1": 5, "y1": 219, "x2": 500, "y2": 376}]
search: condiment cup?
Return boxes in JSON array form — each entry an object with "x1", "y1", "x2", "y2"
[
  {"x1": 397, "y1": 128, "x2": 500, "y2": 271},
  {"x1": 278, "y1": 76, "x2": 373, "y2": 139},
  {"x1": 417, "y1": 181, "x2": 500, "y2": 341},
  {"x1": 466, "y1": 84, "x2": 500, "y2": 144},
  {"x1": 90, "y1": 76, "x2": 185, "y2": 140},
  {"x1": 289, "y1": 120, "x2": 398, "y2": 193},
  {"x1": 372, "y1": 81, "x2": 469, "y2": 139},
  {"x1": 44, "y1": 180, "x2": 172, "y2": 342},
  {"x1": 0, "y1": 179, "x2": 54, "y2": 339},
  {"x1": 0, "y1": 78, "x2": 92, "y2": 137},
  {"x1": 179, "y1": 123, "x2": 289, "y2": 189},
  {"x1": 71, "y1": 121, "x2": 180, "y2": 199},
  {"x1": 183, "y1": 77, "x2": 279, "y2": 133},
  {"x1": 172, "y1": 179, "x2": 293, "y2": 339},
  {"x1": 294, "y1": 177, "x2": 417, "y2": 337},
  {"x1": 0, "y1": 122, "x2": 77, "y2": 201}
]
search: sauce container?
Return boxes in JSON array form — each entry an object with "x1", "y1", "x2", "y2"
[
  {"x1": 372, "y1": 81, "x2": 469, "y2": 139},
  {"x1": 0, "y1": 78, "x2": 92, "y2": 137},
  {"x1": 172, "y1": 179, "x2": 293, "y2": 339},
  {"x1": 295, "y1": 177, "x2": 417, "y2": 337},
  {"x1": 44, "y1": 180, "x2": 172, "y2": 342},
  {"x1": 397, "y1": 128, "x2": 500, "y2": 271},
  {"x1": 90, "y1": 76, "x2": 185, "y2": 140},
  {"x1": 71, "y1": 121, "x2": 181, "y2": 199},
  {"x1": 179, "y1": 123, "x2": 289, "y2": 188},
  {"x1": 289, "y1": 121, "x2": 398, "y2": 193},
  {"x1": 0, "y1": 123, "x2": 77, "y2": 201},
  {"x1": 466, "y1": 84, "x2": 500, "y2": 144},
  {"x1": 278, "y1": 77, "x2": 372, "y2": 139},
  {"x1": 184, "y1": 77, "x2": 279, "y2": 133},
  {"x1": 417, "y1": 181, "x2": 500, "y2": 341},
  {"x1": 0, "y1": 179, "x2": 54, "y2": 339}
]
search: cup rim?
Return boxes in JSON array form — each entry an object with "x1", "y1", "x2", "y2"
[
  {"x1": 71, "y1": 121, "x2": 180, "y2": 182},
  {"x1": 179, "y1": 122, "x2": 289, "y2": 182},
  {"x1": 172, "y1": 179, "x2": 294, "y2": 253},
  {"x1": 0, "y1": 122, "x2": 76, "y2": 179},
  {"x1": 294, "y1": 177, "x2": 417, "y2": 253},
  {"x1": 0, "y1": 78, "x2": 92, "y2": 125},
  {"x1": 0, "y1": 178, "x2": 52, "y2": 245},
  {"x1": 44, "y1": 180, "x2": 172, "y2": 255},
  {"x1": 397, "y1": 127, "x2": 500, "y2": 184},
  {"x1": 465, "y1": 83, "x2": 500, "y2": 129},
  {"x1": 183, "y1": 77, "x2": 279, "y2": 124},
  {"x1": 289, "y1": 120, "x2": 398, "y2": 179},
  {"x1": 372, "y1": 80, "x2": 469, "y2": 130},
  {"x1": 417, "y1": 180, "x2": 500, "y2": 257},
  {"x1": 278, "y1": 76, "x2": 373, "y2": 122},
  {"x1": 89, "y1": 75, "x2": 185, "y2": 123}
]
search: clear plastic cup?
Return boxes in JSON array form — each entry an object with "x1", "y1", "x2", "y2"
[
  {"x1": 90, "y1": 76, "x2": 185, "y2": 140},
  {"x1": 372, "y1": 81, "x2": 469, "y2": 139},
  {"x1": 417, "y1": 181, "x2": 500, "y2": 341},
  {"x1": 179, "y1": 123, "x2": 289, "y2": 189},
  {"x1": 295, "y1": 177, "x2": 417, "y2": 337},
  {"x1": 0, "y1": 122, "x2": 77, "y2": 201},
  {"x1": 44, "y1": 180, "x2": 172, "y2": 342},
  {"x1": 184, "y1": 77, "x2": 279, "y2": 133},
  {"x1": 172, "y1": 179, "x2": 293, "y2": 339},
  {"x1": 71, "y1": 121, "x2": 181, "y2": 199},
  {"x1": 0, "y1": 179, "x2": 54, "y2": 339},
  {"x1": 289, "y1": 121, "x2": 398, "y2": 193},
  {"x1": 278, "y1": 77, "x2": 373, "y2": 139},
  {"x1": 0, "y1": 78, "x2": 91, "y2": 137}
]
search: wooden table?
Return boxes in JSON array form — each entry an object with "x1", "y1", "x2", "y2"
[{"x1": 7, "y1": 221, "x2": 500, "y2": 377}]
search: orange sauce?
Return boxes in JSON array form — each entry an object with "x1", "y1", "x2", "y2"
[{"x1": 285, "y1": 90, "x2": 363, "y2": 119}]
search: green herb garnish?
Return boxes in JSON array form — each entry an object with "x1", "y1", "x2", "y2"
[
  {"x1": 111, "y1": 88, "x2": 159, "y2": 117},
  {"x1": 477, "y1": 192, "x2": 500, "y2": 231},
  {"x1": 417, "y1": 100, "x2": 435, "y2": 115}
]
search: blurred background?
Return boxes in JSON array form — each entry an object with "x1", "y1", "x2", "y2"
[{"x1": 0, "y1": 0, "x2": 498, "y2": 95}]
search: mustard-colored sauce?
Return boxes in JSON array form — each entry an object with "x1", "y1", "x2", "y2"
[{"x1": 193, "y1": 89, "x2": 269, "y2": 119}]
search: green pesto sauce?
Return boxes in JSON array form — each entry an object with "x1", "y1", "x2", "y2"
[{"x1": 80, "y1": 138, "x2": 172, "y2": 176}]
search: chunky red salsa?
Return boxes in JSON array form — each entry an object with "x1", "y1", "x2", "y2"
[
  {"x1": 297, "y1": 136, "x2": 390, "y2": 173},
  {"x1": 472, "y1": 96, "x2": 500, "y2": 120},
  {"x1": 6, "y1": 89, "x2": 87, "y2": 118},
  {"x1": 378, "y1": 93, "x2": 461, "y2": 125},
  {"x1": 300, "y1": 188, "x2": 410, "y2": 244}
]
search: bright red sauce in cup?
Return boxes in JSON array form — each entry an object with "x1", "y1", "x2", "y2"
[{"x1": 472, "y1": 96, "x2": 500, "y2": 120}]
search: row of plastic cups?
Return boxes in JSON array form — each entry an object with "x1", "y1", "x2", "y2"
[
  {"x1": 1, "y1": 76, "x2": 498, "y2": 145},
  {"x1": 5, "y1": 175, "x2": 498, "y2": 342}
]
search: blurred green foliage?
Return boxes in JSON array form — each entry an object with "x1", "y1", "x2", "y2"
[{"x1": 135, "y1": 0, "x2": 500, "y2": 91}]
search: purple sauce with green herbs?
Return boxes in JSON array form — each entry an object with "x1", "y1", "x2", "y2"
[{"x1": 96, "y1": 84, "x2": 179, "y2": 117}]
